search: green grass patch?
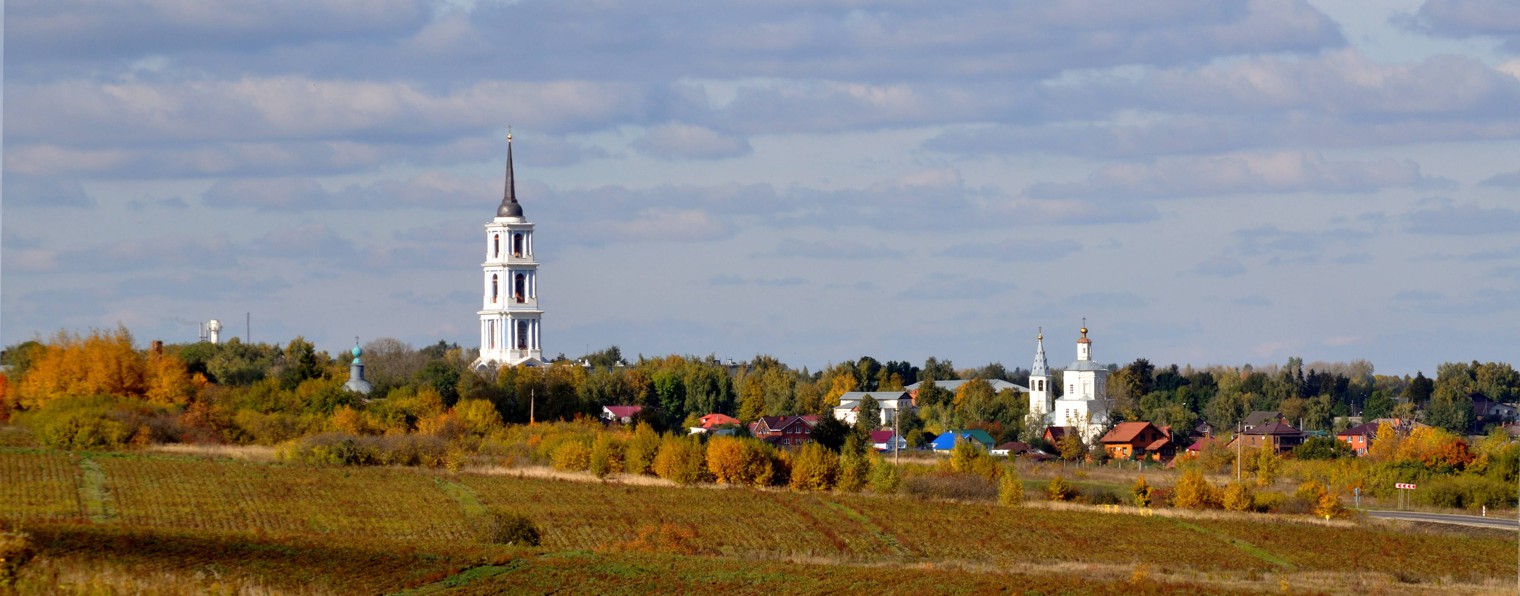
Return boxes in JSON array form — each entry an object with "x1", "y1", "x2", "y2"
[{"x1": 1163, "y1": 518, "x2": 1294, "y2": 569}]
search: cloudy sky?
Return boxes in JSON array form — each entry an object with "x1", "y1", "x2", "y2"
[{"x1": 5, "y1": 0, "x2": 1519, "y2": 375}]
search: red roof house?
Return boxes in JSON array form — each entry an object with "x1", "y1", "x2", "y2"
[
  {"x1": 601, "y1": 405, "x2": 643, "y2": 425},
  {"x1": 1099, "y1": 421, "x2": 1173, "y2": 461}
]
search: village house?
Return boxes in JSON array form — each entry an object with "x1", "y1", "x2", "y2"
[
  {"x1": 832, "y1": 391, "x2": 915, "y2": 427},
  {"x1": 748, "y1": 415, "x2": 819, "y2": 447},
  {"x1": 869, "y1": 430, "x2": 908, "y2": 452},
  {"x1": 1098, "y1": 421, "x2": 1174, "y2": 461},
  {"x1": 1234, "y1": 421, "x2": 1305, "y2": 453},
  {"x1": 688, "y1": 413, "x2": 741, "y2": 436},
  {"x1": 600, "y1": 405, "x2": 643, "y2": 425},
  {"x1": 1336, "y1": 422, "x2": 1379, "y2": 455},
  {"x1": 930, "y1": 429, "x2": 995, "y2": 452}
]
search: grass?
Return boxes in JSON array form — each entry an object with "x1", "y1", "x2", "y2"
[{"x1": 2, "y1": 445, "x2": 1516, "y2": 594}]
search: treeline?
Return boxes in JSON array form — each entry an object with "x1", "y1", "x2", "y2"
[
  {"x1": 3, "y1": 328, "x2": 1519, "y2": 452},
  {"x1": 1105, "y1": 357, "x2": 1520, "y2": 435}
]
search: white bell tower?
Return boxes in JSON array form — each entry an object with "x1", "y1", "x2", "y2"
[
  {"x1": 1028, "y1": 328, "x2": 1052, "y2": 418},
  {"x1": 473, "y1": 133, "x2": 544, "y2": 369}
]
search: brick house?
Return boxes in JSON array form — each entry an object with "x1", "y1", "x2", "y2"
[
  {"x1": 1235, "y1": 421, "x2": 1305, "y2": 453},
  {"x1": 748, "y1": 415, "x2": 820, "y2": 447},
  {"x1": 1336, "y1": 422, "x2": 1379, "y2": 455}
]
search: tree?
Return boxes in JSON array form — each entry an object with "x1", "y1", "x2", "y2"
[
  {"x1": 810, "y1": 415, "x2": 852, "y2": 452},
  {"x1": 999, "y1": 465, "x2": 1025, "y2": 506},
  {"x1": 855, "y1": 395, "x2": 881, "y2": 431},
  {"x1": 1362, "y1": 390, "x2": 1393, "y2": 420},
  {"x1": 1132, "y1": 476, "x2": 1154, "y2": 508},
  {"x1": 789, "y1": 442, "x2": 839, "y2": 491},
  {"x1": 1425, "y1": 386, "x2": 1473, "y2": 434},
  {"x1": 1057, "y1": 431, "x2": 1087, "y2": 461},
  {"x1": 1222, "y1": 481, "x2": 1254, "y2": 512},
  {"x1": 1405, "y1": 371, "x2": 1433, "y2": 405}
]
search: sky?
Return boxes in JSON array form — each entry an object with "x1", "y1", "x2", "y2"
[{"x1": 4, "y1": 0, "x2": 1520, "y2": 376}]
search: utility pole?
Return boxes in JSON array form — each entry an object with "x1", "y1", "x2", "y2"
[
  {"x1": 530, "y1": 388, "x2": 536, "y2": 426},
  {"x1": 1236, "y1": 420, "x2": 1242, "y2": 483},
  {"x1": 894, "y1": 403, "x2": 901, "y2": 465}
]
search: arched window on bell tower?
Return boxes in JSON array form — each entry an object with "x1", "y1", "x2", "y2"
[
  {"x1": 491, "y1": 274, "x2": 499, "y2": 303},
  {"x1": 514, "y1": 273, "x2": 526, "y2": 303},
  {"x1": 493, "y1": 235, "x2": 500, "y2": 258},
  {"x1": 513, "y1": 233, "x2": 524, "y2": 257}
]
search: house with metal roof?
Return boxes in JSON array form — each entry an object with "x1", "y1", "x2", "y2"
[{"x1": 930, "y1": 429, "x2": 995, "y2": 452}]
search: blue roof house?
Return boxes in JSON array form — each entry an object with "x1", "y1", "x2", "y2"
[{"x1": 930, "y1": 429, "x2": 996, "y2": 452}]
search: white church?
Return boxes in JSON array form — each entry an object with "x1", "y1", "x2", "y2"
[
  {"x1": 1027, "y1": 322, "x2": 1111, "y2": 442},
  {"x1": 472, "y1": 134, "x2": 545, "y2": 369}
]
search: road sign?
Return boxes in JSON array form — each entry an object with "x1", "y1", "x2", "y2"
[{"x1": 1396, "y1": 483, "x2": 1417, "y2": 490}]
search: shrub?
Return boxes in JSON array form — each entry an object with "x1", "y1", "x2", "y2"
[
  {"x1": 0, "y1": 532, "x2": 36, "y2": 587},
  {"x1": 486, "y1": 509, "x2": 541, "y2": 546},
  {"x1": 998, "y1": 465, "x2": 1024, "y2": 506},
  {"x1": 19, "y1": 394, "x2": 167, "y2": 450},
  {"x1": 950, "y1": 438, "x2": 1001, "y2": 481},
  {"x1": 589, "y1": 432, "x2": 626, "y2": 478},
  {"x1": 1418, "y1": 475, "x2": 1516, "y2": 510},
  {"x1": 837, "y1": 450, "x2": 871, "y2": 493},
  {"x1": 1132, "y1": 476, "x2": 1153, "y2": 508},
  {"x1": 1222, "y1": 481, "x2": 1255, "y2": 512},
  {"x1": 706, "y1": 436, "x2": 775, "y2": 487},
  {"x1": 790, "y1": 442, "x2": 839, "y2": 491},
  {"x1": 275, "y1": 433, "x2": 447, "y2": 467},
  {"x1": 623, "y1": 423, "x2": 662, "y2": 475},
  {"x1": 551, "y1": 440, "x2": 592, "y2": 472},
  {"x1": 616, "y1": 522, "x2": 706, "y2": 555},
  {"x1": 1314, "y1": 486, "x2": 1347, "y2": 520},
  {"x1": 901, "y1": 471, "x2": 998, "y2": 501},
  {"x1": 1046, "y1": 476, "x2": 1078, "y2": 502},
  {"x1": 653, "y1": 435, "x2": 709, "y2": 485},
  {"x1": 1081, "y1": 488, "x2": 1123, "y2": 505},
  {"x1": 1171, "y1": 470, "x2": 1220, "y2": 510},
  {"x1": 869, "y1": 457, "x2": 902, "y2": 494},
  {"x1": 1294, "y1": 436, "x2": 1353, "y2": 460}
]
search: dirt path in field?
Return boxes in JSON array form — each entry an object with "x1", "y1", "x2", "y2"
[
  {"x1": 463, "y1": 464, "x2": 685, "y2": 487},
  {"x1": 147, "y1": 444, "x2": 277, "y2": 462}
]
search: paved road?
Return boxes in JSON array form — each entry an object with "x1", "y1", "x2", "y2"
[{"x1": 1367, "y1": 509, "x2": 1519, "y2": 530}]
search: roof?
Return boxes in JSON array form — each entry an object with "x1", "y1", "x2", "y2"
[
  {"x1": 1242, "y1": 411, "x2": 1284, "y2": 429},
  {"x1": 603, "y1": 405, "x2": 643, "y2": 418},
  {"x1": 836, "y1": 391, "x2": 911, "y2": 409},
  {"x1": 930, "y1": 429, "x2": 995, "y2": 449},
  {"x1": 1245, "y1": 421, "x2": 1302, "y2": 436},
  {"x1": 1186, "y1": 437, "x2": 1218, "y2": 452},
  {"x1": 497, "y1": 136, "x2": 524, "y2": 218},
  {"x1": 903, "y1": 379, "x2": 1028, "y2": 393},
  {"x1": 1143, "y1": 437, "x2": 1172, "y2": 451},
  {"x1": 1031, "y1": 333, "x2": 1049, "y2": 377},
  {"x1": 869, "y1": 430, "x2": 899, "y2": 443},
  {"x1": 700, "y1": 413, "x2": 740, "y2": 428},
  {"x1": 995, "y1": 441, "x2": 1031, "y2": 453},
  {"x1": 1044, "y1": 426, "x2": 1076, "y2": 441},
  {"x1": 1065, "y1": 360, "x2": 1107, "y2": 372},
  {"x1": 1337, "y1": 422, "x2": 1380, "y2": 438},
  {"x1": 1100, "y1": 421, "x2": 1157, "y2": 444}
]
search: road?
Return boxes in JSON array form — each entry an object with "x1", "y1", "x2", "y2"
[{"x1": 1367, "y1": 509, "x2": 1519, "y2": 530}]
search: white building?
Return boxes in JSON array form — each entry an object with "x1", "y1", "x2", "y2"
[
  {"x1": 833, "y1": 391, "x2": 914, "y2": 427},
  {"x1": 1033, "y1": 323, "x2": 1111, "y2": 442},
  {"x1": 472, "y1": 135, "x2": 544, "y2": 369}
]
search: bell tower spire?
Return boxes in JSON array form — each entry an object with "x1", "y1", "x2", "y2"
[{"x1": 497, "y1": 129, "x2": 524, "y2": 219}]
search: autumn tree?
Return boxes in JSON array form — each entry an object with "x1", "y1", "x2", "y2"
[
  {"x1": 855, "y1": 395, "x2": 881, "y2": 431},
  {"x1": 789, "y1": 442, "x2": 839, "y2": 491}
]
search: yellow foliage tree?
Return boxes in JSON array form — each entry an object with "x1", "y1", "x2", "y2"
[
  {"x1": 144, "y1": 351, "x2": 193, "y2": 405},
  {"x1": 823, "y1": 374, "x2": 858, "y2": 408},
  {"x1": 18, "y1": 328, "x2": 155, "y2": 408},
  {"x1": 1366, "y1": 422, "x2": 1400, "y2": 461}
]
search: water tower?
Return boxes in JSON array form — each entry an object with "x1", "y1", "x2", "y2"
[{"x1": 207, "y1": 319, "x2": 222, "y2": 344}]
